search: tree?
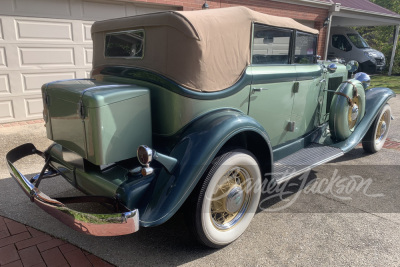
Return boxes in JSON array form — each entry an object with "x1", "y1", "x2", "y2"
[{"x1": 355, "y1": 0, "x2": 400, "y2": 74}]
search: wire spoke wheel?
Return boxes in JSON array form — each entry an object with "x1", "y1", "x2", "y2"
[
  {"x1": 362, "y1": 104, "x2": 391, "y2": 153},
  {"x1": 348, "y1": 96, "x2": 360, "y2": 130},
  {"x1": 186, "y1": 150, "x2": 261, "y2": 248},
  {"x1": 375, "y1": 108, "x2": 390, "y2": 145},
  {"x1": 210, "y1": 167, "x2": 251, "y2": 230}
]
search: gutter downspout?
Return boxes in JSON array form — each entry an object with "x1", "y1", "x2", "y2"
[
  {"x1": 324, "y1": 13, "x2": 333, "y2": 60},
  {"x1": 324, "y1": 2, "x2": 340, "y2": 60},
  {"x1": 388, "y1": 24, "x2": 399, "y2": 76}
]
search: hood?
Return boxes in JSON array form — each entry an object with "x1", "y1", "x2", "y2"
[{"x1": 363, "y1": 48, "x2": 385, "y2": 59}]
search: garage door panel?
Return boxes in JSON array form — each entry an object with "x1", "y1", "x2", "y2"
[
  {"x1": 22, "y1": 72, "x2": 76, "y2": 93},
  {"x1": 19, "y1": 47, "x2": 75, "y2": 66},
  {"x1": 15, "y1": 19, "x2": 73, "y2": 41},
  {"x1": 83, "y1": 1, "x2": 126, "y2": 20},
  {"x1": 0, "y1": 18, "x2": 3, "y2": 40},
  {"x1": 84, "y1": 48, "x2": 92, "y2": 65},
  {"x1": 83, "y1": 23, "x2": 92, "y2": 42},
  {"x1": 0, "y1": 74, "x2": 10, "y2": 94},
  {"x1": 136, "y1": 5, "x2": 172, "y2": 15},
  {"x1": 14, "y1": 0, "x2": 72, "y2": 17},
  {"x1": 24, "y1": 97, "x2": 43, "y2": 117},
  {"x1": 0, "y1": 100, "x2": 14, "y2": 121},
  {"x1": 0, "y1": 1, "x2": 177, "y2": 123},
  {"x1": 0, "y1": 1, "x2": 13, "y2": 15},
  {"x1": 0, "y1": 47, "x2": 6, "y2": 67}
]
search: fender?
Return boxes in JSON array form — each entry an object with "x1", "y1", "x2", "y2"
[
  {"x1": 138, "y1": 109, "x2": 272, "y2": 227},
  {"x1": 332, "y1": 87, "x2": 396, "y2": 153}
]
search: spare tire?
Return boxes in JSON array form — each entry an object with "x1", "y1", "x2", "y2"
[{"x1": 329, "y1": 79, "x2": 366, "y2": 141}]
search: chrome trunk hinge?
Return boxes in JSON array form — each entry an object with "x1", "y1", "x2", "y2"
[
  {"x1": 44, "y1": 92, "x2": 50, "y2": 106},
  {"x1": 79, "y1": 100, "x2": 85, "y2": 119}
]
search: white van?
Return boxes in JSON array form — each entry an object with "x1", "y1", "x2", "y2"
[{"x1": 328, "y1": 26, "x2": 385, "y2": 73}]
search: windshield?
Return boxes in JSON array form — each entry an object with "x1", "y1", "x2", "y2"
[{"x1": 347, "y1": 33, "x2": 369, "y2": 49}]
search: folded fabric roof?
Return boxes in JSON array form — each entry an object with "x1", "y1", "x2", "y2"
[{"x1": 92, "y1": 6, "x2": 318, "y2": 92}]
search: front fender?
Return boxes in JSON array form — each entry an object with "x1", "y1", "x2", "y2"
[
  {"x1": 139, "y1": 109, "x2": 272, "y2": 226},
  {"x1": 332, "y1": 87, "x2": 396, "y2": 152}
]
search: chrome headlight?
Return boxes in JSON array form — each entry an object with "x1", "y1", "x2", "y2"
[{"x1": 354, "y1": 72, "x2": 371, "y2": 89}]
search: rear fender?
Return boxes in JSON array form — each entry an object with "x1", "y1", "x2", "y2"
[{"x1": 139, "y1": 109, "x2": 272, "y2": 226}]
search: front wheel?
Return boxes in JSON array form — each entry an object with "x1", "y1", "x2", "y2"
[
  {"x1": 186, "y1": 150, "x2": 261, "y2": 248},
  {"x1": 362, "y1": 104, "x2": 391, "y2": 153}
]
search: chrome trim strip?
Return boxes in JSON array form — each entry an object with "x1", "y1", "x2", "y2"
[{"x1": 6, "y1": 143, "x2": 139, "y2": 237}]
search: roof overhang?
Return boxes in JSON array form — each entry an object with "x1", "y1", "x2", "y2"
[
  {"x1": 272, "y1": 0, "x2": 400, "y2": 26},
  {"x1": 331, "y1": 8, "x2": 400, "y2": 26}
]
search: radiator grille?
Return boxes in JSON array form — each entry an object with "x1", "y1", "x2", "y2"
[{"x1": 326, "y1": 77, "x2": 343, "y2": 113}]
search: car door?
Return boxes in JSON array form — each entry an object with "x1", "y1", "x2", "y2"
[
  {"x1": 287, "y1": 31, "x2": 324, "y2": 141},
  {"x1": 248, "y1": 24, "x2": 297, "y2": 147}
]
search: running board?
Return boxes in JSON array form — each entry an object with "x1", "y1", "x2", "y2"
[{"x1": 273, "y1": 144, "x2": 344, "y2": 184}]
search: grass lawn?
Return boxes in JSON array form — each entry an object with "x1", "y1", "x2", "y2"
[{"x1": 370, "y1": 75, "x2": 400, "y2": 94}]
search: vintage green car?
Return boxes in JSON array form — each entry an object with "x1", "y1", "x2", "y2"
[{"x1": 6, "y1": 6, "x2": 395, "y2": 248}]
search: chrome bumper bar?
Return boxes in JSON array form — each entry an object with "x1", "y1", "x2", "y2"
[{"x1": 6, "y1": 143, "x2": 139, "y2": 237}]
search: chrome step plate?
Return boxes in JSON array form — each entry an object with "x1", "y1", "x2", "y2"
[{"x1": 273, "y1": 144, "x2": 344, "y2": 184}]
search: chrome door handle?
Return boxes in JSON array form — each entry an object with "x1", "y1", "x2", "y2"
[{"x1": 252, "y1": 88, "x2": 267, "y2": 94}]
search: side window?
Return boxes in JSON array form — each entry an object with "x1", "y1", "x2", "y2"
[
  {"x1": 252, "y1": 24, "x2": 292, "y2": 65},
  {"x1": 294, "y1": 32, "x2": 317, "y2": 64},
  {"x1": 331, "y1": 34, "x2": 352, "y2": 52}
]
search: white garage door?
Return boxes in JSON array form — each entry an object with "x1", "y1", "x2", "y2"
[{"x1": 0, "y1": 0, "x2": 176, "y2": 123}]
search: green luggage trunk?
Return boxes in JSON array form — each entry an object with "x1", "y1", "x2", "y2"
[{"x1": 42, "y1": 79, "x2": 152, "y2": 165}]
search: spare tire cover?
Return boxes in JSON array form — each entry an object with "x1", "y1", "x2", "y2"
[{"x1": 329, "y1": 79, "x2": 366, "y2": 141}]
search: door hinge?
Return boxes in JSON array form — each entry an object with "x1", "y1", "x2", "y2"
[
  {"x1": 292, "y1": 82, "x2": 299, "y2": 93},
  {"x1": 287, "y1": 121, "x2": 295, "y2": 132}
]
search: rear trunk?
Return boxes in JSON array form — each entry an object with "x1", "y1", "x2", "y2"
[{"x1": 42, "y1": 79, "x2": 152, "y2": 166}]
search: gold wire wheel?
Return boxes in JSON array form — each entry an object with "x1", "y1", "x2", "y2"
[
  {"x1": 210, "y1": 167, "x2": 252, "y2": 230},
  {"x1": 375, "y1": 109, "x2": 390, "y2": 145},
  {"x1": 348, "y1": 96, "x2": 360, "y2": 130}
]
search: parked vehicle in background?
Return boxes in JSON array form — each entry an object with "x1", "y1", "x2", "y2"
[
  {"x1": 6, "y1": 7, "x2": 395, "y2": 248},
  {"x1": 328, "y1": 26, "x2": 386, "y2": 73}
]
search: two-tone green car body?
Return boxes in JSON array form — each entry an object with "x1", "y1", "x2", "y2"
[{"x1": 6, "y1": 6, "x2": 395, "y2": 247}]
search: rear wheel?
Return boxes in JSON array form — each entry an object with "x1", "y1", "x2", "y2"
[
  {"x1": 362, "y1": 104, "x2": 391, "y2": 153},
  {"x1": 186, "y1": 150, "x2": 261, "y2": 248}
]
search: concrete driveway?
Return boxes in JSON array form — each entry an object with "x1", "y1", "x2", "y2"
[{"x1": 0, "y1": 97, "x2": 399, "y2": 266}]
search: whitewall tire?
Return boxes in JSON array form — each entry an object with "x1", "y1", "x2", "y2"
[
  {"x1": 187, "y1": 150, "x2": 262, "y2": 248},
  {"x1": 362, "y1": 104, "x2": 391, "y2": 153}
]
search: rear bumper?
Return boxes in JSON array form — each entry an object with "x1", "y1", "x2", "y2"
[{"x1": 6, "y1": 143, "x2": 139, "y2": 236}]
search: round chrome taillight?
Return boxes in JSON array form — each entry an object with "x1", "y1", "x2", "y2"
[{"x1": 137, "y1": 145, "x2": 153, "y2": 165}]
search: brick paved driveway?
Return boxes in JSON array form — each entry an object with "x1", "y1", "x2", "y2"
[{"x1": 0, "y1": 216, "x2": 112, "y2": 267}]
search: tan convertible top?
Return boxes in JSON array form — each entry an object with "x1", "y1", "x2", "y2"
[{"x1": 92, "y1": 6, "x2": 318, "y2": 92}]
